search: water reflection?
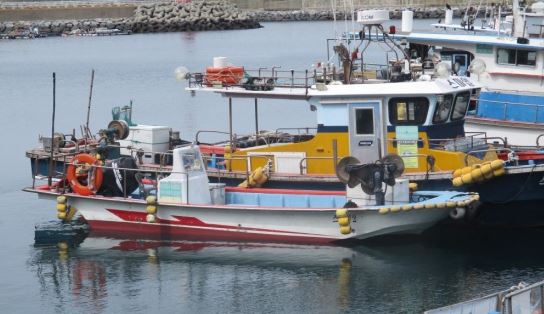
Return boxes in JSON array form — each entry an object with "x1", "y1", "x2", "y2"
[{"x1": 28, "y1": 227, "x2": 544, "y2": 313}]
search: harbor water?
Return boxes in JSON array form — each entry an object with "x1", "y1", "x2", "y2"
[{"x1": 2, "y1": 20, "x2": 544, "y2": 313}]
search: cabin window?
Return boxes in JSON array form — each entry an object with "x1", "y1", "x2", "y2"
[
  {"x1": 497, "y1": 48, "x2": 537, "y2": 66},
  {"x1": 451, "y1": 92, "x2": 471, "y2": 120},
  {"x1": 355, "y1": 108, "x2": 374, "y2": 135},
  {"x1": 182, "y1": 151, "x2": 204, "y2": 172},
  {"x1": 388, "y1": 97, "x2": 429, "y2": 125},
  {"x1": 432, "y1": 94, "x2": 454, "y2": 124}
]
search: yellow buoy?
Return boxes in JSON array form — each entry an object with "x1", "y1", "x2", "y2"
[
  {"x1": 390, "y1": 206, "x2": 401, "y2": 212},
  {"x1": 340, "y1": 226, "x2": 352, "y2": 235},
  {"x1": 470, "y1": 168, "x2": 484, "y2": 182},
  {"x1": 146, "y1": 214, "x2": 156, "y2": 223},
  {"x1": 461, "y1": 173, "x2": 474, "y2": 185},
  {"x1": 452, "y1": 177, "x2": 464, "y2": 187},
  {"x1": 452, "y1": 168, "x2": 463, "y2": 178},
  {"x1": 490, "y1": 160, "x2": 504, "y2": 171},
  {"x1": 378, "y1": 207, "x2": 389, "y2": 214},
  {"x1": 446, "y1": 201, "x2": 457, "y2": 208},
  {"x1": 413, "y1": 204, "x2": 424, "y2": 210},
  {"x1": 146, "y1": 196, "x2": 157, "y2": 205},
  {"x1": 57, "y1": 211, "x2": 67, "y2": 220},
  {"x1": 57, "y1": 242, "x2": 69, "y2": 250},
  {"x1": 336, "y1": 208, "x2": 348, "y2": 218},
  {"x1": 409, "y1": 182, "x2": 418, "y2": 191},
  {"x1": 56, "y1": 203, "x2": 67, "y2": 212},
  {"x1": 461, "y1": 166, "x2": 473, "y2": 175},
  {"x1": 146, "y1": 205, "x2": 157, "y2": 215},
  {"x1": 224, "y1": 145, "x2": 232, "y2": 153},
  {"x1": 493, "y1": 167, "x2": 506, "y2": 177},
  {"x1": 424, "y1": 203, "x2": 436, "y2": 209},
  {"x1": 480, "y1": 164, "x2": 493, "y2": 179},
  {"x1": 402, "y1": 205, "x2": 412, "y2": 211},
  {"x1": 472, "y1": 194, "x2": 480, "y2": 201},
  {"x1": 56, "y1": 196, "x2": 67, "y2": 204},
  {"x1": 337, "y1": 216, "x2": 350, "y2": 227},
  {"x1": 436, "y1": 202, "x2": 446, "y2": 208}
]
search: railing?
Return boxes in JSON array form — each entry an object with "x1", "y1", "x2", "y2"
[{"x1": 187, "y1": 68, "x2": 316, "y2": 95}]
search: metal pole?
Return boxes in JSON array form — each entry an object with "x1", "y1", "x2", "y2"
[
  {"x1": 48, "y1": 73, "x2": 56, "y2": 187},
  {"x1": 228, "y1": 97, "x2": 233, "y2": 171},
  {"x1": 254, "y1": 98, "x2": 259, "y2": 144},
  {"x1": 85, "y1": 69, "x2": 95, "y2": 135},
  {"x1": 332, "y1": 139, "x2": 338, "y2": 169}
]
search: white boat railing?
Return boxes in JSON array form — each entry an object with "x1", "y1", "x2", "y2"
[{"x1": 425, "y1": 279, "x2": 544, "y2": 314}]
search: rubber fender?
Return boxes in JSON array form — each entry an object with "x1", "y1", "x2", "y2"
[
  {"x1": 56, "y1": 203, "x2": 67, "y2": 212},
  {"x1": 490, "y1": 160, "x2": 504, "y2": 171},
  {"x1": 413, "y1": 204, "x2": 424, "y2": 210},
  {"x1": 57, "y1": 211, "x2": 67, "y2": 220},
  {"x1": 449, "y1": 207, "x2": 466, "y2": 220},
  {"x1": 340, "y1": 225, "x2": 352, "y2": 235},
  {"x1": 461, "y1": 173, "x2": 474, "y2": 185},
  {"x1": 424, "y1": 203, "x2": 437, "y2": 209},
  {"x1": 470, "y1": 167, "x2": 484, "y2": 183},
  {"x1": 146, "y1": 205, "x2": 157, "y2": 215},
  {"x1": 452, "y1": 168, "x2": 463, "y2": 178},
  {"x1": 337, "y1": 216, "x2": 350, "y2": 227},
  {"x1": 336, "y1": 208, "x2": 348, "y2": 218},
  {"x1": 493, "y1": 167, "x2": 506, "y2": 177},
  {"x1": 146, "y1": 214, "x2": 156, "y2": 223},
  {"x1": 480, "y1": 163, "x2": 494, "y2": 180},
  {"x1": 461, "y1": 166, "x2": 473, "y2": 176},
  {"x1": 146, "y1": 195, "x2": 157, "y2": 205},
  {"x1": 390, "y1": 206, "x2": 401, "y2": 212},
  {"x1": 452, "y1": 177, "x2": 464, "y2": 187},
  {"x1": 378, "y1": 207, "x2": 389, "y2": 214},
  {"x1": 402, "y1": 205, "x2": 412, "y2": 211}
]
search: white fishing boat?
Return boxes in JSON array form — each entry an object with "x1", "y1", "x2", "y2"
[
  {"x1": 390, "y1": 1, "x2": 544, "y2": 146},
  {"x1": 24, "y1": 144, "x2": 478, "y2": 243}
]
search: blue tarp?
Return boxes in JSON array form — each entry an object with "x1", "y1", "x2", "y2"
[{"x1": 477, "y1": 92, "x2": 544, "y2": 123}]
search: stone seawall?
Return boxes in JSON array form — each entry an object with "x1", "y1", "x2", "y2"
[
  {"x1": 0, "y1": 1, "x2": 261, "y2": 37},
  {"x1": 248, "y1": 7, "x2": 492, "y2": 22},
  {"x1": 0, "y1": 1, "x2": 509, "y2": 38}
]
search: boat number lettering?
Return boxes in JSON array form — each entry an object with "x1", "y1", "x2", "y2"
[{"x1": 447, "y1": 77, "x2": 474, "y2": 88}]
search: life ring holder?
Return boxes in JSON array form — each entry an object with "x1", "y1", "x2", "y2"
[{"x1": 66, "y1": 153, "x2": 104, "y2": 196}]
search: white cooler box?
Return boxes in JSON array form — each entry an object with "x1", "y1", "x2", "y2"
[{"x1": 119, "y1": 125, "x2": 171, "y2": 163}]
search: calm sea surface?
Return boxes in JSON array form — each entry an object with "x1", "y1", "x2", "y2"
[{"x1": 2, "y1": 20, "x2": 544, "y2": 313}]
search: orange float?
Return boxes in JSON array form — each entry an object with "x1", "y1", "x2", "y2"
[
  {"x1": 66, "y1": 154, "x2": 103, "y2": 196},
  {"x1": 204, "y1": 66, "x2": 244, "y2": 86}
]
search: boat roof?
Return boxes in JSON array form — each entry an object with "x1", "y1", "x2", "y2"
[
  {"x1": 187, "y1": 77, "x2": 480, "y2": 100},
  {"x1": 390, "y1": 32, "x2": 544, "y2": 50}
]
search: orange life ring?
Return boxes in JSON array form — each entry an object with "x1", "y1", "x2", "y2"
[
  {"x1": 66, "y1": 154, "x2": 103, "y2": 196},
  {"x1": 205, "y1": 66, "x2": 244, "y2": 86}
]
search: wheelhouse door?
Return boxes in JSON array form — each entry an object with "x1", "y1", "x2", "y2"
[{"x1": 348, "y1": 102, "x2": 382, "y2": 164}]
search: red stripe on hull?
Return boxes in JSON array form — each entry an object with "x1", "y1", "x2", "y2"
[
  {"x1": 106, "y1": 208, "x2": 326, "y2": 236},
  {"x1": 87, "y1": 220, "x2": 336, "y2": 245}
]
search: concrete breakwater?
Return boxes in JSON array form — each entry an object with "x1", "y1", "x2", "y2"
[
  {"x1": 248, "y1": 7, "x2": 494, "y2": 22},
  {"x1": 0, "y1": 1, "x2": 261, "y2": 37}
]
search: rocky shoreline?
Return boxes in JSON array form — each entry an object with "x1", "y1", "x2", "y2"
[
  {"x1": 248, "y1": 7, "x2": 476, "y2": 22},
  {"x1": 0, "y1": 2, "x2": 498, "y2": 38},
  {"x1": 0, "y1": 1, "x2": 261, "y2": 37}
]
